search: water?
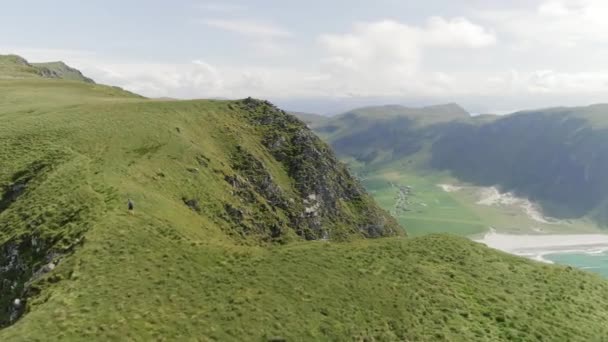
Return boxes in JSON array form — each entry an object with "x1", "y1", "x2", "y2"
[
  {"x1": 475, "y1": 231, "x2": 608, "y2": 278},
  {"x1": 545, "y1": 252, "x2": 608, "y2": 277}
]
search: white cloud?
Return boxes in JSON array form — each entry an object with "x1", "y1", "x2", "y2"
[
  {"x1": 203, "y1": 19, "x2": 291, "y2": 38},
  {"x1": 196, "y1": 3, "x2": 247, "y2": 12},
  {"x1": 0, "y1": 47, "x2": 97, "y2": 64},
  {"x1": 7, "y1": 2, "x2": 608, "y2": 114},
  {"x1": 538, "y1": 1, "x2": 577, "y2": 16},
  {"x1": 423, "y1": 17, "x2": 496, "y2": 48},
  {"x1": 79, "y1": 60, "x2": 324, "y2": 99},
  {"x1": 200, "y1": 18, "x2": 292, "y2": 57},
  {"x1": 317, "y1": 17, "x2": 495, "y2": 97},
  {"x1": 476, "y1": 0, "x2": 608, "y2": 47}
]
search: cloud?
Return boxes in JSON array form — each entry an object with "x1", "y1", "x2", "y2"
[
  {"x1": 8, "y1": 3, "x2": 608, "y2": 114},
  {"x1": 200, "y1": 18, "x2": 292, "y2": 57},
  {"x1": 423, "y1": 17, "x2": 496, "y2": 48},
  {"x1": 78, "y1": 59, "x2": 325, "y2": 100},
  {"x1": 196, "y1": 3, "x2": 247, "y2": 12},
  {"x1": 0, "y1": 47, "x2": 97, "y2": 64},
  {"x1": 476, "y1": 0, "x2": 608, "y2": 47},
  {"x1": 317, "y1": 17, "x2": 495, "y2": 97},
  {"x1": 68, "y1": 16, "x2": 498, "y2": 101},
  {"x1": 203, "y1": 19, "x2": 291, "y2": 38}
]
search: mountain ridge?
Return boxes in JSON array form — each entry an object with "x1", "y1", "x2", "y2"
[{"x1": 0, "y1": 55, "x2": 95, "y2": 83}]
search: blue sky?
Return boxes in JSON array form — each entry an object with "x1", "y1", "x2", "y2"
[{"x1": 3, "y1": 0, "x2": 608, "y2": 114}]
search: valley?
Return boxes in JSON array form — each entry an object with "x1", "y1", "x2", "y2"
[
  {"x1": 304, "y1": 104, "x2": 608, "y2": 277},
  {"x1": 351, "y1": 165, "x2": 599, "y2": 238}
]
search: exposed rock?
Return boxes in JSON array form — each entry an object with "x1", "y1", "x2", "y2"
[
  {"x1": 224, "y1": 204, "x2": 244, "y2": 222},
  {"x1": 31, "y1": 61, "x2": 96, "y2": 83},
  {"x1": 196, "y1": 154, "x2": 210, "y2": 167},
  {"x1": 237, "y1": 98, "x2": 402, "y2": 240},
  {"x1": 0, "y1": 181, "x2": 28, "y2": 213},
  {"x1": 182, "y1": 198, "x2": 201, "y2": 213},
  {"x1": 231, "y1": 146, "x2": 289, "y2": 209}
]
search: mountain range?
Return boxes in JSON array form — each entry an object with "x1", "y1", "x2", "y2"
[{"x1": 305, "y1": 102, "x2": 608, "y2": 229}]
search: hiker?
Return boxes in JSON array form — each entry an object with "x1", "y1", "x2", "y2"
[{"x1": 128, "y1": 198, "x2": 134, "y2": 214}]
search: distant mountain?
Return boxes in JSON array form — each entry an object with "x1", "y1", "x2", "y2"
[
  {"x1": 290, "y1": 111, "x2": 328, "y2": 127},
  {"x1": 31, "y1": 61, "x2": 95, "y2": 83},
  {"x1": 314, "y1": 103, "x2": 475, "y2": 164},
  {"x1": 343, "y1": 103, "x2": 470, "y2": 121},
  {"x1": 0, "y1": 55, "x2": 94, "y2": 83},
  {"x1": 314, "y1": 102, "x2": 608, "y2": 225}
]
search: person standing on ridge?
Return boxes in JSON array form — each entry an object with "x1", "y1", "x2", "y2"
[{"x1": 128, "y1": 198, "x2": 134, "y2": 214}]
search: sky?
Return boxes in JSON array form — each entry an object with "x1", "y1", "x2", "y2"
[{"x1": 2, "y1": 0, "x2": 608, "y2": 114}]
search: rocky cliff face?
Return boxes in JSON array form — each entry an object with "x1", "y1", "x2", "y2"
[
  {"x1": 31, "y1": 61, "x2": 96, "y2": 84},
  {"x1": 237, "y1": 98, "x2": 401, "y2": 240},
  {"x1": 0, "y1": 155, "x2": 94, "y2": 327}
]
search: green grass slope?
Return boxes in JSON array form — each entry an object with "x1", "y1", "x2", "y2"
[
  {"x1": 5, "y1": 234, "x2": 608, "y2": 341},
  {"x1": 0, "y1": 55, "x2": 44, "y2": 79},
  {"x1": 2, "y1": 57, "x2": 608, "y2": 341}
]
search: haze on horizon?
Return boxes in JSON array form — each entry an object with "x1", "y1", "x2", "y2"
[{"x1": 2, "y1": 0, "x2": 608, "y2": 114}]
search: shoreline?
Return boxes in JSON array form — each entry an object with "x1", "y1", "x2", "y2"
[{"x1": 474, "y1": 230, "x2": 608, "y2": 263}]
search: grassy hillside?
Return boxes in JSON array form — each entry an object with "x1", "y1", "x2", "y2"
[
  {"x1": 5, "y1": 234, "x2": 608, "y2": 341},
  {"x1": 2, "y1": 56, "x2": 608, "y2": 341}
]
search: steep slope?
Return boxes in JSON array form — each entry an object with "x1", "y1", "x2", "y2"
[{"x1": 2, "y1": 57, "x2": 608, "y2": 341}]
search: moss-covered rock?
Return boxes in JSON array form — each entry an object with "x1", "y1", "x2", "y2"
[{"x1": 237, "y1": 98, "x2": 402, "y2": 240}]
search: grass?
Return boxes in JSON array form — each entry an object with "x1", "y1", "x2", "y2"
[
  {"x1": 361, "y1": 169, "x2": 485, "y2": 237},
  {"x1": 357, "y1": 164, "x2": 600, "y2": 237},
  {"x1": 2, "y1": 58, "x2": 608, "y2": 340},
  {"x1": 5, "y1": 232, "x2": 608, "y2": 341}
]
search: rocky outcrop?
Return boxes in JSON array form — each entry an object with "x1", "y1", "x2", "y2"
[
  {"x1": 0, "y1": 231, "x2": 84, "y2": 327},
  {"x1": 31, "y1": 61, "x2": 96, "y2": 84},
  {"x1": 235, "y1": 98, "x2": 402, "y2": 240},
  {"x1": 0, "y1": 158, "x2": 92, "y2": 327}
]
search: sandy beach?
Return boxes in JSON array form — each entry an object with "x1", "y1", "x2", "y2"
[
  {"x1": 437, "y1": 183, "x2": 555, "y2": 224},
  {"x1": 475, "y1": 230, "x2": 608, "y2": 263}
]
